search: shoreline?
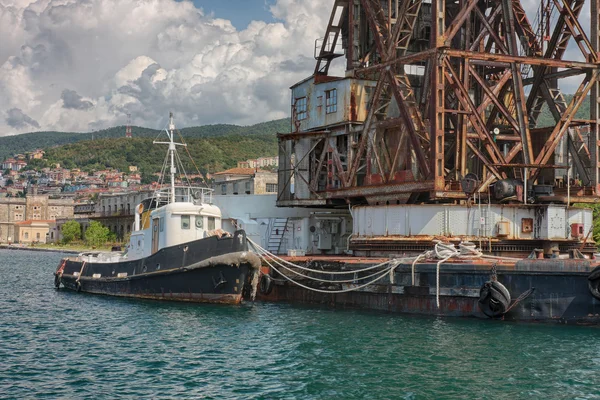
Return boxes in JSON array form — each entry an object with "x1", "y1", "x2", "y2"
[{"x1": 0, "y1": 244, "x2": 80, "y2": 254}]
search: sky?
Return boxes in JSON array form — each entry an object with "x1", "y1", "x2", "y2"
[
  {"x1": 190, "y1": 0, "x2": 276, "y2": 29},
  {"x1": 0, "y1": 0, "x2": 333, "y2": 135},
  {"x1": 0, "y1": 0, "x2": 590, "y2": 136}
]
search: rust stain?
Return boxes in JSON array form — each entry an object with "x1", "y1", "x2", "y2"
[{"x1": 350, "y1": 92, "x2": 357, "y2": 121}]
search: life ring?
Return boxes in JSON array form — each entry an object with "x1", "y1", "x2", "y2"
[
  {"x1": 588, "y1": 267, "x2": 600, "y2": 300},
  {"x1": 259, "y1": 274, "x2": 273, "y2": 295},
  {"x1": 478, "y1": 280, "x2": 511, "y2": 318}
]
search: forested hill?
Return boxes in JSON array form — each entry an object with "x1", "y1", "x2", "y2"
[
  {"x1": 42, "y1": 134, "x2": 278, "y2": 180},
  {"x1": 0, "y1": 118, "x2": 290, "y2": 161}
]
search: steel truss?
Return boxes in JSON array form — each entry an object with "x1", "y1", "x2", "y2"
[{"x1": 278, "y1": 0, "x2": 600, "y2": 206}]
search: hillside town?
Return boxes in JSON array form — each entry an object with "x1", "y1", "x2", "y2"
[{"x1": 0, "y1": 151, "x2": 278, "y2": 245}]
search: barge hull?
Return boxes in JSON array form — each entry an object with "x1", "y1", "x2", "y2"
[{"x1": 259, "y1": 258, "x2": 600, "y2": 324}]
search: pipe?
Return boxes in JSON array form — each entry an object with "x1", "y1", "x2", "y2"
[{"x1": 567, "y1": 164, "x2": 571, "y2": 206}]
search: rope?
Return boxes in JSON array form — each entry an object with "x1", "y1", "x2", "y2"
[
  {"x1": 250, "y1": 239, "x2": 485, "y2": 305},
  {"x1": 411, "y1": 254, "x2": 425, "y2": 286},
  {"x1": 76, "y1": 261, "x2": 86, "y2": 283},
  {"x1": 249, "y1": 239, "x2": 401, "y2": 275},
  {"x1": 505, "y1": 287, "x2": 535, "y2": 313},
  {"x1": 175, "y1": 128, "x2": 210, "y2": 188},
  {"x1": 254, "y1": 244, "x2": 406, "y2": 284},
  {"x1": 258, "y1": 250, "x2": 396, "y2": 294}
]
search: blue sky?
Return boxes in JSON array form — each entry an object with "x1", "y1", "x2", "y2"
[{"x1": 190, "y1": 0, "x2": 276, "y2": 29}]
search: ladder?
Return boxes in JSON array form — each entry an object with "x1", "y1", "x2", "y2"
[{"x1": 267, "y1": 218, "x2": 288, "y2": 254}]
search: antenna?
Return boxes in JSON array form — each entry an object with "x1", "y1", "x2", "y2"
[{"x1": 126, "y1": 113, "x2": 132, "y2": 138}]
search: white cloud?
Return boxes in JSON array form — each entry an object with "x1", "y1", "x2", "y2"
[
  {"x1": 0, "y1": 0, "x2": 333, "y2": 135},
  {"x1": 0, "y1": 0, "x2": 591, "y2": 136}
]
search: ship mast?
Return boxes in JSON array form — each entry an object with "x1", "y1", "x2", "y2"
[
  {"x1": 168, "y1": 112, "x2": 176, "y2": 203},
  {"x1": 153, "y1": 112, "x2": 186, "y2": 204}
]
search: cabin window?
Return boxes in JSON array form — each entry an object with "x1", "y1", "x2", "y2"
[
  {"x1": 208, "y1": 217, "x2": 216, "y2": 231},
  {"x1": 160, "y1": 217, "x2": 164, "y2": 232},
  {"x1": 295, "y1": 97, "x2": 307, "y2": 120},
  {"x1": 326, "y1": 89, "x2": 337, "y2": 113},
  {"x1": 181, "y1": 215, "x2": 190, "y2": 230},
  {"x1": 195, "y1": 216, "x2": 204, "y2": 229}
]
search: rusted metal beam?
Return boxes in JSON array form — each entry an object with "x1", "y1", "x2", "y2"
[
  {"x1": 446, "y1": 49, "x2": 596, "y2": 69},
  {"x1": 501, "y1": 0, "x2": 533, "y2": 164},
  {"x1": 443, "y1": 0, "x2": 479, "y2": 46},
  {"x1": 534, "y1": 71, "x2": 598, "y2": 167}
]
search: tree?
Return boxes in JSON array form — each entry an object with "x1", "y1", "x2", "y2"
[
  {"x1": 85, "y1": 221, "x2": 111, "y2": 247},
  {"x1": 61, "y1": 220, "x2": 81, "y2": 244}
]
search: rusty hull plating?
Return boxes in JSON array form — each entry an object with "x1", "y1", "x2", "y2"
[{"x1": 259, "y1": 255, "x2": 600, "y2": 324}]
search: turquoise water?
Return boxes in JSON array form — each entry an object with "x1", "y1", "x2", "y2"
[{"x1": 1, "y1": 249, "x2": 600, "y2": 399}]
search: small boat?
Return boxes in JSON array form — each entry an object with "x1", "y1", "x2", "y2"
[{"x1": 53, "y1": 113, "x2": 260, "y2": 304}]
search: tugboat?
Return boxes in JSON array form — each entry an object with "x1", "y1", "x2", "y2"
[{"x1": 53, "y1": 113, "x2": 260, "y2": 304}]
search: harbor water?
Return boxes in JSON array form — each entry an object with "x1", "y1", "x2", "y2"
[{"x1": 1, "y1": 249, "x2": 600, "y2": 399}]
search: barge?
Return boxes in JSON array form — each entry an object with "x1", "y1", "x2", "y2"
[{"x1": 247, "y1": 0, "x2": 600, "y2": 323}]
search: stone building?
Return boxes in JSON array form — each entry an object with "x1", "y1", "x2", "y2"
[
  {"x1": 92, "y1": 190, "x2": 154, "y2": 239},
  {"x1": 212, "y1": 168, "x2": 278, "y2": 196},
  {"x1": 0, "y1": 189, "x2": 74, "y2": 243},
  {"x1": 15, "y1": 220, "x2": 58, "y2": 244}
]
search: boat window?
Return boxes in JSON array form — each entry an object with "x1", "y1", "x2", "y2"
[
  {"x1": 208, "y1": 217, "x2": 215, "y2": 230},
  {"x1": 181, "y1": 215, "x2": 190, "y2": 229},
  {"x1": 160, "y1": 217, "x2": 164, "y2": 232},
  {"x1": 195, "y1": 216, "x2": 204, "y2": 229}
]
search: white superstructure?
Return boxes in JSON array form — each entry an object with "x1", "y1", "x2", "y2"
[{"x1": 80, "y1": 113, "x2": 221, "y2": 263}]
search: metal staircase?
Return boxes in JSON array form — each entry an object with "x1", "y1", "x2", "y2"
[{"x1": 267, "y1": 218, "x2": 288, "y2": 254}]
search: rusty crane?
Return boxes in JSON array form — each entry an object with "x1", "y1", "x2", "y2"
[{"x1": 277, "y1": 0, "x2": 600, "y2": 208}]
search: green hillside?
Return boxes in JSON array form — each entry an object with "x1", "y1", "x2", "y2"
[
  {"x1": 0, "y1": 118, "x2": 290, "y2": 161},
  {"x1": 535, "y1": 94, "x2": 591, "y2": 127},
  {"x1": 42, "y1": 134, "x2": 278, "y2": 180}
]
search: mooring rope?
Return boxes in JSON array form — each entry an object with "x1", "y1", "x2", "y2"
[
  {"x1": 257, "y1": 249, "x2": 396, "y2": 294},
  {"x1": 249, "y1": 239, "x2": 485, "y2": 305},
  {"x1": 255, "y1": 246, "x2": 403, "y2": 284},
  {"x1": 249, "y1": 239, "x2": 399, "y2": 275}
]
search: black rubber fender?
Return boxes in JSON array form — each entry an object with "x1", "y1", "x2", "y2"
[
  {"x1": 76, "y1": 281, "x2": 82, "y2": 292},
  {"x1": 54, "y1": 274, "x2": 61, "y2": 289},
  {"x1": 478, "y1": 280, "x2": 511, "y2": 318},
  {"x1": 588, "y1": 267, "x2": 600, "y2": 300},
  {"x1": 259, "y1": 274, "x2": 273, "y2": 295}
]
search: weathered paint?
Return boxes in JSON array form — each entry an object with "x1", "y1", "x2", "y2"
[
  {"x1": 258, "y1": 256, "x2": 600, "y2": 324},
  {"x1": 291, "y1": 77, "x2": 376, "y2": 131}
]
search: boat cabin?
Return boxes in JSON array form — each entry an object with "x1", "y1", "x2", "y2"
[{"x1": 126, "y1": 187, "x2": 221, "y2": 260}]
